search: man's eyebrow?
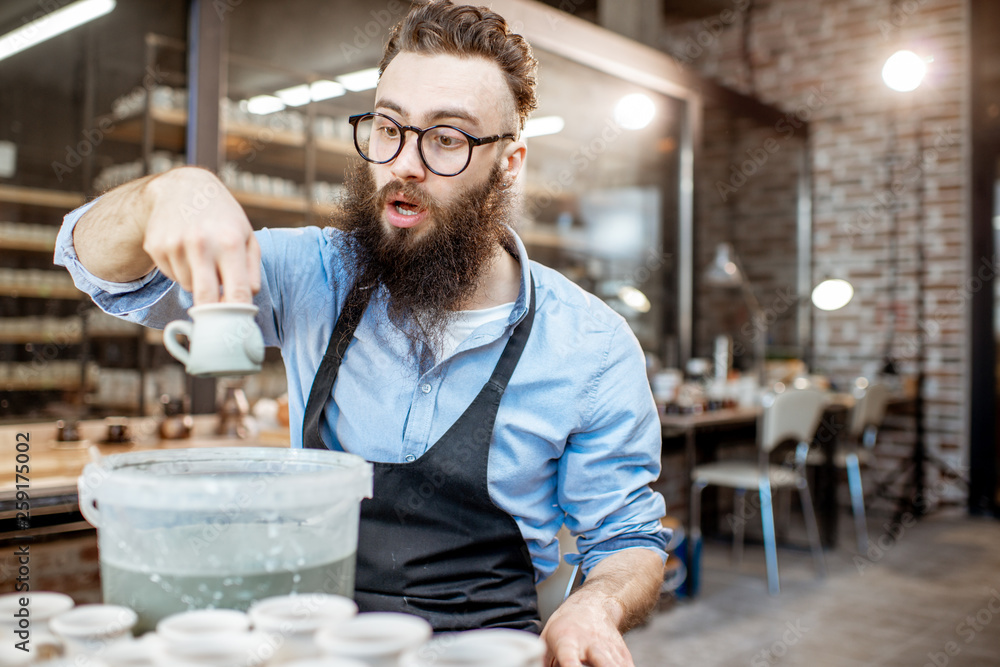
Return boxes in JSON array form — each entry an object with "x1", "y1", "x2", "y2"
[{"x1": 375, "y1": 99, "x2": 479, "y2": 129}]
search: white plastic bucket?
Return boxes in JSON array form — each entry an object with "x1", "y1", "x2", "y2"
[{"x1": 79, "y1": 448, "x2": 372, "y2": 634}]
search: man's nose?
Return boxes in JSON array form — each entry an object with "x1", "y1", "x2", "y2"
[{"x1": 389, "y1": 131, "x2": 426, "y2": 181}]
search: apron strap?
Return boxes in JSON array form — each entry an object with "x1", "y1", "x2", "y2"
[
  {"x1": 302, "y1": 275, "x2": 535, "y2": 450},
  {"x1": 302, "y1": 283, "x2": 370, "y2": 450},
  {"x1": 487, "y1": 278, "x2": 535, "y2": 395}
]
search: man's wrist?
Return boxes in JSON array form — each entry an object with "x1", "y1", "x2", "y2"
[{"x1": 565, "y1": 586, "x2": 627, "y2": 631}]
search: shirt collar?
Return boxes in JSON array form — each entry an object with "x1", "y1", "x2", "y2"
[{"x1": 505, "y1": 226, "x2": 533, "y2": 327}]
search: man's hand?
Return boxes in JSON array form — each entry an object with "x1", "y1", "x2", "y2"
[
  {"x1": 142, "y1": 167, "x2": 260, "y2": 304},
  {"x1": 75, "y1": 166, "x2": 260, "y2": 305},
  {"x1": 541, "y1": 548, "x2": 663, "y2": 667},
  {"x1": 541, "y1": 589, "x2": 634, "y2": 667}
]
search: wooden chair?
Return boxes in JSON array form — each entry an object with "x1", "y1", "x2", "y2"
[{"x1": 690, "y1": 386, "x2": 827, "y2": 595}]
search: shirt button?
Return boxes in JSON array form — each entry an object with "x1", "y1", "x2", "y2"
[
  {"x1": 404, "y1": 454, "x2": 416, "y2": 462},
  {"x1": 420, "y1": 383, "x2": 432, "y2": 394}
]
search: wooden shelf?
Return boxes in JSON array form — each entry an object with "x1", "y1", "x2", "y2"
[
  {"x1": 2, "y1": 376, "x2": 96, "y2": 392},
  {"x1": 104, "y1": 107, "x2": 354, "y2": 174},
  {"x1": 233, "y1": 190, "x2": 338, "y2": 217},
  {"x1": 0, "y1": 222, "x2": 58, "y2": 252},
  {"x1": 0, "y1": 185, "x2": 85, "y2": 209},
  {"x1": 0, "y1": 317, "x2": 141, "y2": 344},
  {"x1": 101, "y1": 108, "x2": 187, "y2": 153},
  {"x1": 0, "y1": 283, "x2": 82, "y2": 299}
]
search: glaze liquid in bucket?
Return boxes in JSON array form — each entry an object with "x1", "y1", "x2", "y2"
[{"x1": 79, "y1": 448, "x2": 372, "y2": 634}]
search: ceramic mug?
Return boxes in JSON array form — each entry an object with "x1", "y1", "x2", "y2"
[{"x1": 163, "y1": 303, "x2": 265, "y2": 377}]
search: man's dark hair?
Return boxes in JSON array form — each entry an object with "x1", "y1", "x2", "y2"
[{"x1": 379, "y1": 0, "x2": 538, "y2": 133}]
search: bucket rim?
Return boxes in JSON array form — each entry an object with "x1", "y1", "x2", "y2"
[{"x1": 78, "y1": 447, "x2": 373, "y2": 509}]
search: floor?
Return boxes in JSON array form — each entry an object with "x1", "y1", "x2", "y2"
[{"x1": 625, "y1": 508, "x2": 1000, "y2": 666}]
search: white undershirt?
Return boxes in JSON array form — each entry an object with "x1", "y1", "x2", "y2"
[{"x1": 440, "y1": 301, "x2": 516, "y2": 360}]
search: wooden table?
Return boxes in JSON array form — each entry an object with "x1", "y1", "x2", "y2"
[{"x1": 0, "y1": 417, "x2": 290, "y2": 540}]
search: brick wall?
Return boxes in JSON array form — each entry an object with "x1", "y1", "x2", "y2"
[
  {"x1": 694, "y1": 95, "x2": 805, "y2": 364},
  {"x1": 660, "y1": 0, "x2": 969, "y2": 505}
]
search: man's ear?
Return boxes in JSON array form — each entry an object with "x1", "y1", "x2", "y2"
[{"x1": 501, "y1": 139, "x2": 527, "y2": 185}]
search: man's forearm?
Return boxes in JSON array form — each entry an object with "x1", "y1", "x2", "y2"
[
  {"x1": 567, "y1": 548, "x2": 664, "y2": 633},
  {"x1": 74, "y1": 173, "x2": 164, "y2": 283}
]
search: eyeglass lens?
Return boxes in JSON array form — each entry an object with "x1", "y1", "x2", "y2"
[{"x1": 354, "y1": 115, "x2": 472, "y2": 176}]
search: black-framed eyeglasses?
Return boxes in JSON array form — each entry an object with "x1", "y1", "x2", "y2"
[{"x1": 348, "y1": 112, "x2": 515, "y2": 177}]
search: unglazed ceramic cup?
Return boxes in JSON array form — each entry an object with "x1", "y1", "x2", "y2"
[{"x1": 163, "y1": 303, "x2": 265, "y2": 377}]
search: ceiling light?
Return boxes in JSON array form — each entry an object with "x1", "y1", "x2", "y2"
[
  {"x1": 882, "y1": 50, "x2": 928, "y2": 92},
  {"x1": 811, "y1": 278, "x2": 854, "y2": 311},
  {"x1": 617, "y1": 285, "x2": 651, "y2": 313},
  {"x1": 0, "y1": 0, "x2": 116, "y2": 62},
  {"x1": 523, "y1": 116, "x2": 565, "y2": 139},
  {"x1": 310, "y1": 80, "x2": 346, "y2": 101},
  {"x1": 337, "y1": 67, "x2": 381, "y2": 92},
  {"x1": 246, "y1": 95, "x2": 285, "y2": 115},
  {"x1": 274, "y1": 84, "x2": 311, "y2": 107},
  {"x1": 614, "y1": 93, "x2": 656, "y2": 131}
]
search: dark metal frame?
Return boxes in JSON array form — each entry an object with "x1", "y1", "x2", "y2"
[
  {"x1": 488, "y1": 0, "x2": 811, "y2": 369},
  {"x1": 969, "y1": 0, "x2": 999, "y2": 517}
]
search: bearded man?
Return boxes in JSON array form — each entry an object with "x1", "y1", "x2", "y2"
[{"x1": 55, "y1": 2, "x2": 668, "y2": 665}]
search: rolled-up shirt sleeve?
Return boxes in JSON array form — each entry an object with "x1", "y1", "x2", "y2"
[
  {"x1": 560, "y1": 321, "x2": 670, "y2": 577},
  {"x1": 53, "y1": 198, "x2": 187, "y2": 326},
  {"x1": 52, "y1": 199, "x2": 284, "y2": 346}
]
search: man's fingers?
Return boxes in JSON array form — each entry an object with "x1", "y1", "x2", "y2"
[
  {"x1": 189, "y1": 260, "x2": 221, "y2": 305},
  {"x1": 163, "y1": 248, "x2": 194, "y2": 295},
  {"x1": 553, "y1": 642, "x2": 584, "y2": 667},
  {"x1": 217, "y1": 238, "x2": 253, "y2": 303},
  {"x1": 584, "y1": 643, "x2": 633, "y2": 667},
  {"x1": 246, "y1": 233, "x2": 261, "y2": 294}
]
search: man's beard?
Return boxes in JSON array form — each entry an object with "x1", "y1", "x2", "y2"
[{"x1": 335, "y1": 159, "x2": 517, "y2": 368}]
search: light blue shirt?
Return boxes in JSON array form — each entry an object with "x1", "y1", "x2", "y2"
[{"x1": 55, "y1": 200, "x2": 668, "y2": 582}]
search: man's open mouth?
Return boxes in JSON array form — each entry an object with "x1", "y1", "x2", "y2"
[{"x1": 393, "y1": 200, "x2": 421, "y2": 216}]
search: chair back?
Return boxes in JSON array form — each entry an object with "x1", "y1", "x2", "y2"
[
  {"x1": 759, "y1": 387, "x2": 828, "y2": 453},
  {"x1": 848, "y1": 382, "x2": 890, "y2": 440}
]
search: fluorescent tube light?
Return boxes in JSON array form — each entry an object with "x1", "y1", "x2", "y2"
[
  {"x1": 337, "y1": 67, "x2": 381, "y2": 92},
  {"x1": 0, "y1": 0, "x2": 116, "y2": 62},
  {"x1": 523, "y1": 116, "x2": 565, "y2": 139},
  {"x1": 274, "y1": 80, "x2": 347, "y2": 106},
  {"x1": 275, "y1": 84, "x2": 312, "y2": 107},
  {"x1": 247, "y1": 95, "x2": 285, "y2": 115},
  {"x1": 310, "y1": 80, "x2": 346, "y2": 101}
]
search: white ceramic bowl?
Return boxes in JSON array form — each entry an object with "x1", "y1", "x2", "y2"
[
  {"x1": 248, "y1": 593, "x2": 358, "y2": 662},
  {"x1": 249, "y1": 593, "x2": 358, "y2": 634},
  {"x1": 0, "y1": 592, "x2": 75, "y2": 624},
  {"x1": 282, "y1": 659, "x2": 369, "y2": 667},
  {"x1": 49, "y1": 604, "x2": 137, "y2": 657},
  {"x1": 156, "y1": 608, "x2": 250, "y2": 644},
  {"x1": 315, "y1": 612, "x2": 432, "y2": 667},
  {"x1": 414, "y1": 629, "x2": 545, "y2": 667},
  {"x1": 157, "y1": 630, "x2": 274, "y2": 667}
]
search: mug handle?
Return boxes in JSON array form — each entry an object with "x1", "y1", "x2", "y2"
[{"x1": 163, "y1": 320, "x2": 193, "y2": 366}]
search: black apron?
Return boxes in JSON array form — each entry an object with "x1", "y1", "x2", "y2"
[{"x1": 302, "y1": 278, "x2": 541, "y2": 633}]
